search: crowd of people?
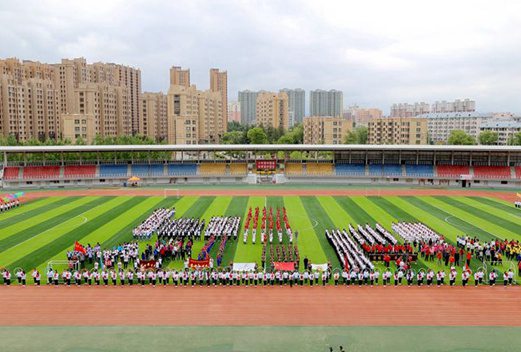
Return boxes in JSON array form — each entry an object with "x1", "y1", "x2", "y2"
[
  {"x1": 133, "y1": 208, "x2": 175, "y2": 239},
  {"x1": 457, "y1": 236, "x2": 521, "y2": 264},
  {"x1": 326, "y1": 227, "x2": 374, "y2": 271},
  {"x1": 243, "y1": 206, "x2": 293, "y2": 244},
  {"x1": 204, "y1": 216, "x2": 240, "y2": 239},
  {"x1": 0, "y1": 199, "x2": 21, "y2": 212},
  {"x1": 157, "y1": 217, "x2": 205, "y2": 239},
  {"x1": 392, "y1": 222, "x2": 441, "y2": 243},
  {"x1": 3, "y1": 266, "x2": 516, "y2": 287}
]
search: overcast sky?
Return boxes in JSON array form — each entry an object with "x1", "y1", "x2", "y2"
[{"x1": 1, "y1": 0, "x2": 520, "y2": 114}]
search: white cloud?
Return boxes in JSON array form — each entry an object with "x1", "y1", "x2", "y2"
[{"x1": 0, "y1": 0, "x2": 520, "y2": 114}]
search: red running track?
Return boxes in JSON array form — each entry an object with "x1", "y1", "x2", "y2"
[{"x1": 0, "y1": 286, "x2": 519, "y2": 326}]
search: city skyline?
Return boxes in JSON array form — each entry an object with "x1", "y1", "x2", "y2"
[{"x1": 1, "y1": 0, "x2": 520, "y2": 114}]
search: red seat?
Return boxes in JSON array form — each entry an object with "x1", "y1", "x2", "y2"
[
  {"x1": 23, "y1": 166, "x2": 60, "y2": 179},
  {"x1": 64, "y1": 165, "x2": 96, "y2": 178},
  {"x1": 515, "y1": 167, "x2": 521, "y2": 179},
  {"x1": 3, "y1": 167, "x2": 20, "y2": 180},
  {"x1": 436, "y1": 165, "x2": 470, "y2": 177},
  {"x1": 473, "y1": 166, "x2": 511, "y2": 179}
]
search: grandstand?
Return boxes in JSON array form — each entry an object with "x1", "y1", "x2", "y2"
[{"x1": 1, "y1": 144, "x2": 521, "y2": 188}]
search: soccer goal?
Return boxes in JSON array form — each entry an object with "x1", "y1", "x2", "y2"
[
  {"x1": 163, "y1": 188, "x2": 181, "y2": 199},
  {"x1": 46, "y1": 260, "x2": 79, "y2": 274}
]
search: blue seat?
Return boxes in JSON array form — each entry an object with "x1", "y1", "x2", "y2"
[
  {"x1": 167, "y1": 164, "x2": 197, "y2": 176},
  {"x1": 149, "y1": 164, "x2": 164, "y2": 176},
  {"x1": 405, "y1": 165, "x2": 434, "y2": 177},
  {"x1": 368, "y1": 164, "x2": 383, "y2": 176},
  {"x1": 383, "y1": 164, "x2": 402, "y2": 176},
  {"x1": 100, "y1": 164, "x2": 128, "y2": 177},
  {"x1": 335, "y1": 163, "x2": 366, "y2": 176},
  {"x1": 131, "y1": 164, "x2": 149, "y2": 176}
]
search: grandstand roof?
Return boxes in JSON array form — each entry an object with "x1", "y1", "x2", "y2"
[{"x1": 1, "y1": 144, "x2": 521, "y2": 153}]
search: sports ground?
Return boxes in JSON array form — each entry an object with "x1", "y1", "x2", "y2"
[{"x1": 1, "y1": 185, "x2": 521, "y2": 351}]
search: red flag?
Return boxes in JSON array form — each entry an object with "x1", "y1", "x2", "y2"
[{"x1": 74, "y1": 241, "x2": 86, "y2": 254}]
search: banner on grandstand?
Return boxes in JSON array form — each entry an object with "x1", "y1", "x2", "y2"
[
  {"x1": 140, "y1": 260, "x2": 156, "y2": 270},
  {"x1": 232, "y1": 263, "x2": 256, "y2": 272},
  {"x1": 273, "y1": 262, "x2": 295, "y2": 271},
  {"x1": 460, "y1": 174, "x2": 473, "y2": 180},
  {"x1": 256, "y1": 160, "x2": 276, "y2": 171},
  {"x1": 310, "y1": 263, "x2": 328, "y2": 272},
  {"x1": 188, "y1": 258, "x2": 210, "y2": 268}
]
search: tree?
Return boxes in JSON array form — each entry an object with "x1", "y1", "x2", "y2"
[
  {"x1": 344, "y1": 126, "x2": 368, "y2": 144},
  {"x1": 227, "y1": 121, "x2": 248, "y2": 133},
  {"x1": 222, "y1": 131, "x2": 247, "y2": 144},
  {"x1": 508, "y1": 132, "x2": 521, "y2": 146},
  {"x1": 478, "y1": 131, "x2": 498, "y2": 145},
  {"x1": 247, "y1": 127, "x2": 268, "y2": 144},
  {"x1": 448, "y1": 130, "x2": 475, "y2": 145}
]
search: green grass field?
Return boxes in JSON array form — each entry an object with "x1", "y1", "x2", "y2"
[
  {"x1": 2, "y1": 326, "x2": 521, "y2": 352},
  {"x1": 1, "y1": 194, "x2": 520, "y2": 282}
]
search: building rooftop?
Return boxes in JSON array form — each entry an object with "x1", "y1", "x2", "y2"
[
  {"x1": 481, "y1": 121, "x2": 521, "y2": 129},
  {"x1": 417, "y1": 112, "x2": 491, "y2": 119}
]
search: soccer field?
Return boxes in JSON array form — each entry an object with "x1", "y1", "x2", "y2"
[{"x1": 1, "y1": 193, "x2": 519, "y2": 280}]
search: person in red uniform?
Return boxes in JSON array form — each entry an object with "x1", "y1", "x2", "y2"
[{"x1": 466, "y1": 251, "x2": 472, "y2": 266}]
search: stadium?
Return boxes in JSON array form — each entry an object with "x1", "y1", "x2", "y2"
[{"x1": 1, "y1": 144, "x2": 521, "y2": 351}]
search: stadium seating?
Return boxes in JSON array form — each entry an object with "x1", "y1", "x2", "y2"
[
  {"x1": 306, "y1": 163, "x2": 333, "y2": 175},
  {"x1": 199, "y1": 163, "x2": 226, "y2": 175},
  {"x1": 516, "y1": 167, "x2": 521, "y2": 179},
  {"x1": 368, "y1": 164, "x2": 383, "y2": 176},
  {"x1": 3, "y1": 167, "x2": 20, "y2": 180},
  {"x1": 23, "y1": 166, "x2": 60, "y2": 179},
  {"x1": 383, "y1": 164, "x2": 402, "y2": 176},
  {"x1": 167, "y1": 164, "x2": 197, "y2": 176},
  {"x1": 335, "y1": 163, "x2": 366, "y2": 176},
  {"x1": 285, "y1": 163, "x2": 304, "y2": 176},
  {"x1": 99, "y1": 164, "x2": 128, "y2": 178},
  {"x1": 405, "y1": 165, "x2": 434, "y2": 177},
  {"x1": 229, "y1": 163, "x2": 247, "y2": 176},
  {"x1": 149, "y1": 164, "x2": 164, "y2": 177},
  {"x1": 436, "y1": 165, "x2": 470, "y2": 178},
  {"x1": 63, "y1": 165, "x2": 96, "y2": 178},
  {"x1": 472, "y1": 166, "x2": 511, "y2": 179},
  {"x1": 130, "y1": 164, "x2": 150, "y2": 176}
]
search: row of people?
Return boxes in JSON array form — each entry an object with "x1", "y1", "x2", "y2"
[
  {"x1": 3, "y1": 267, "x2": 516, "y2": 287},
  {"x1": 0, "y1": 199, "x2": 21, "y2": 212}
]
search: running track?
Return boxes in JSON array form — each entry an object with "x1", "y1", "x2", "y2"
[{"x1": 1, "y1": 286, "x2": 519, "y2": 326}]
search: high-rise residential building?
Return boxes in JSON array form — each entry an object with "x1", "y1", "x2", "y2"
[
  {"x1": 309, "y1": 89, "x2": 343, "y2": 117},
  {"x1": 74, "y1": 82, "x2": 131, "y2": 137},
  {"x1": 210, "y1": 68, "x2": 228, "y2": 132},
  {"x1": 345, "y1": 106, "x2": 383, "y2": 127},
  {"x1": 431, "y1": 99, "x2": 475, "y2": 113},
  {"x1": 61, "y1": 113, "x2": 95, "y2": 143},
  {"x1": 169, "y1": 66, "x2": 190, "y2": 87},
  {"x1": 280, "y1": 88, "x2": 305, "y2": 126},
  {"x1": 141, "y1": 92, "x2": 168, "y2": 141},
  {"x1": 480, "y1": 120, "x2": 521, "y2": 145},
  {"x1": 228, "y1": 101, "x2": 241, "y2": 123},
  {"x1": 238, "y1": 90, "x2": 258, "y2": 125},
  {"x1": 368, "y1": 117, "x2": 428, "y2": 145},
  {"x1": 167, "y1": 84, "x2": 223, "y2": 144},
  {"x1": 52, "y1": 58, "x2": 141, "y2": 134},
  {"x1": 255, "y1": 91, "x2": 289, "y2": 130},
  {"x1": 417, "y1": 112, "x2": 493, "y2": 144},
  {"x1": 0, "y1": 74, "x2": 60, "y2": 141},
  {"x1": 303, "y1": 116, "x2": 353, "y2": 144},
  {"x1": 390, "y1": 102, "x2": 430, "y2": 117}
]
